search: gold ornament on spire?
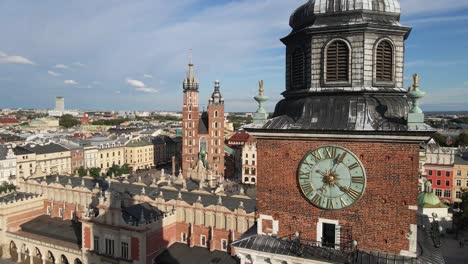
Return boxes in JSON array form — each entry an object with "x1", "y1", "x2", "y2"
[
  {"x1": 413, "y1": 73, "x2": 419, "y2": 90},
  {"x1": 258, "y1": 80, "x2": 264, "y2": 96}
]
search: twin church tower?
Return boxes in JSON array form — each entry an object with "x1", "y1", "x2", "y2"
[{"x1": 181, "y1": 58, "x2": 225, "y2": 179}]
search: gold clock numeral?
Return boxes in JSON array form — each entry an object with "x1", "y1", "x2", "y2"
[
  {"x1": 310, "y1": 150, "x2": 323, "y2": 161},
  {"x1": 340, "y1": 197, "x2": 348, "y2": 207},
  {"x1": 346, "y1": 188, "x2": 361, "y2": 201},
  {"x1": 303, "y1": 160, "x2": 315, "y2": 168},
  {"x1": 338, "y1": 152, "x2": 347, "y2": 163},
  {"x1": 300, "y1": 183, "x2": 314, "y2": 197},
  {"x1": 351, "y1": 176, "x2": 365, "y2": 184},
  {"x1": 325, "y1": 147, "x2": 337, "y2": 159},
  {"x1": 326, "y1": 199, "x2": 334, "y2": 209},
  {"x1": 348, "y1": 163, "x2": 359, "y2": 170},
  {"x1": 311, "y1": 194, "x2": 322, "y2": 206}
]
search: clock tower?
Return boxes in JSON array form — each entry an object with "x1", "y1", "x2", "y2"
[{"x1": 233, "y1": 0, "x2": 433, "y2": 263}]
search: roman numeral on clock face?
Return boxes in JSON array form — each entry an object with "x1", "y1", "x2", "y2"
[
  {"x1": 346, "y1": 188, "x2": 361, "y2": 201},
  {"x1": 300, "y1": 183, "x2": 314, "y2": 197},
  {"x1": 325, "y1": 147, "x2": 338, "y2": 159},
  {"x1": 326, "y1": 199, "x2": 334, "y2": 209},
  {"x1": 348, "y1": 163, "x2": 359, "y2": 170},
  {"x1": 310, "y1": 150, "x2": 323, "y2": 161},
  {"x1": 299, "y1": 171, "x2": 310, "y2": 180},
  {"x1": 340, "y1": 197, "x2": 348, "y2": 207},
  {"x1": 311, "y1": 194, "x2": 322, "y2": 205},
  {"x1": 351, "y1": 176, "x2": 365, "y2": 184}
]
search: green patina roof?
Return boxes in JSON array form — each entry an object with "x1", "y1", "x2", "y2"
[
  {"x1": 417, "y1": 181, "x2": 447, "y2": 208},
  {"x1": 224, "y1": 145, "x2": 234, "y2": 155}
]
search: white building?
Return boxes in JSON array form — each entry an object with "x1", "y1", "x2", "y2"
[
  {"x1": 84, "y1": 146, "x2": 98, "y2": 169},
  {"x1": 0, "y1": 145, "x2": 16, "y2": 183},
  {"x1": 242, "y1": 140, "x2": 257, "y2": 185}
]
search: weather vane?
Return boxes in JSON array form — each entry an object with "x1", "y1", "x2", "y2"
[{"x1": 258, "y1": 80, "x2": 264, "y2": 96}]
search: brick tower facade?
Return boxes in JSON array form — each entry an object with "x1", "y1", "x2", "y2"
[
  {"x1": 181, "y1": 60, "x2": 225, "y2": 178},
  {"x1": 233, "y1": 1, "x2": 434, "y2": 263}
]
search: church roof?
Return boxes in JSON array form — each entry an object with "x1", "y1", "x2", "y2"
[{"x1": 198, "y1": 112, "x2": 209, "y2": 135}]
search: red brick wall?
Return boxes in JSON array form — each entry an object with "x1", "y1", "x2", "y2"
[
  {"x1": 83, "y1": 227, "x2": 91, "y2": 249},
  {"x1": 132, "y1": 237, "x2": 140, "y2": 261},
  {"x1": 6, "y1": 208, "x2": 44, "y2": 231},
  {"x1": 145, "y1": 223, "x2": 176, "y2": 263},
  {"x1": 257, "y1": 139, "x2": 419, "y2": 254}
]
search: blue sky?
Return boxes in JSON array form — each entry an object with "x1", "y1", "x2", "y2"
[{"x1": 0, "y1": 0, "x2": 467, "y2": 112}]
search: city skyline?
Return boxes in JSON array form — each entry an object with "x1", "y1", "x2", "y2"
[{"x1": 1, "y1": 0, "x2": 468, "y2": 112}]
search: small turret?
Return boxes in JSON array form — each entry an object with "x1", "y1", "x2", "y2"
[{"x1": 209, "y1": 80, "x2": 224, "y2": 105}]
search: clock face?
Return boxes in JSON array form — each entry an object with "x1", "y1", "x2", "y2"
[{"x1": 297, "y1": 146, "x2": 366, "y2": 210}]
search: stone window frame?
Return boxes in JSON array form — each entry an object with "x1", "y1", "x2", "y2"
[
  {"x1": 316, "y1": 218, "x2": 341, "y2": 249},
  {"x1": 200, "y1": 235, "x2": 207, "y2": 247},
  {"x1": 322, "y1": 38, "x2": 352, "y2": 87},
  {"x1": 221, "y1": 239, "x2": 228, "y2": 251},
  {"x1": 373, "y1": 37, "x2": 396, "y2": 87}
]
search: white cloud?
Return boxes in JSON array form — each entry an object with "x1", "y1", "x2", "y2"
[
  {"x1": 0, "y1": 51, "x2": 35, "y2": 65},
  {"x1": 135, "y1": 87, "x2": 158, "y2": 93},
  {"x1": 48, "y1": 70, "x2": 61, "y2": 77},
  {"x1": 54, "y1": 64, "x2": 69, "y2": 69},
  {"x1": 143, "y1": 74, "x2": 153, "y2": 79},
  {"x1": 64, "y1": 80, "x2": 78, "y2": 85},
  {"x1": 72, "y1": 62, "x2": 86, "y2": 67},
  {"x1": 126, "y1": 78, "x2": 146, "y2": 88}
]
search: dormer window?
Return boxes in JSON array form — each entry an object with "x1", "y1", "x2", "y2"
[
  {"x1": 375, "y1": 39, "x2": 394, "y2": 83},
  {"x1": 325, "y1": 40, "x2": 350, "y2": 84}
]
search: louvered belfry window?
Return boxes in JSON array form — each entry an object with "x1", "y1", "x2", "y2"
[
  {"x1": 326, "y1": 40, "x2": 349, "y2": 83},
  {"x1": 376, "y1": 40, "x2": 393, "y2": 82},
  {"x1": 292, "y1": 47, "x2": 305, "y2": 88}
]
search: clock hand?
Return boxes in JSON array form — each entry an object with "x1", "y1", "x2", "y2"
[{"x1": 334, "y1": 182, "x2": 348, "y2": 192}]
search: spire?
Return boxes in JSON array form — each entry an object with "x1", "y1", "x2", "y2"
[
  {"x1": 209, "y1": 80, "x2": 224, "y2": 105},
  {"x1": 253, "y1": 80, "x2": 269, "y2": 125},
  {"x1": 183, "y1": 50, "x2": 199, "y2": 91}
]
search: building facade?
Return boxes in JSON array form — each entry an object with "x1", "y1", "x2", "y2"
[
  {"x1": 424, "y1": 143, "x2": 456, "y2": 203},
  {"x1": 453, "y1": 154, "x2": 468, "y2": 203},
  {"x1": 124, "y1": 138, "x2": 154, "y2": 171},
  {"x1": 97, "y1": 143, "x2": 125, "y2": 173},
  {"x1": 13, "y1": 146, "x2": 36, "y2": 178},
  {"x1": 233, "y1": 1, "x2": 434, "y2": 263},
  {"x1": 83, "y1": 146, "x2": 98, "y2": 169},
  {"x1": 0, "y1": 145, "x2": 16, "y2": 183},
  {"x1": 182, "y1": 60, "x2": 225, "y2": 179}
]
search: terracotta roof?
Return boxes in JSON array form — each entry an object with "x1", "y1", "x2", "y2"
[
  {"x1": 228, "y1": 132, "x2": 253, "y2": 143},
  {"x1": 0, "y1": 118, "x2": 19, "y2": 124}
]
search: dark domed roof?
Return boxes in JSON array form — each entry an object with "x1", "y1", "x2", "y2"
[{"x1": 290, "y1": 0, "x2": 401, "y2": 30}]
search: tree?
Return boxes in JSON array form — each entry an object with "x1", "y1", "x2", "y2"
[
  {"x1": 88, "y1": 168, "x2": 101, "y2": 178},
  {"x1": 59, "y1": 114, "x2": 80, "y2": 128},
  {"x1": 77, "y1": 167, "x2": 87, "y2": 177},
  {"x1": 0, "y1": 182, "x2": 16, "y2": 193},
  {"x1": 120, "y1": 164, "x2": 132, "y2": 175},
  {"x1": 455, "y1": 132, "x2": 468, "y2": 146},
  {"x1": 106, "y1": 165, "x2": 121, "y2": 177},
  {"x1": 431, "y1": 133, "x2": 448, "y2": 146}
]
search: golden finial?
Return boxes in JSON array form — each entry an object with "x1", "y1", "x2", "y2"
[
  {"x1": 413, "y1": 73, "x2": 419, "y2": 89},
  {"x1": 258, "y1": 80, "x2": 264, "y2": 96}
]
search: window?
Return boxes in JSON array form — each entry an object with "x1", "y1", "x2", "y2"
[
  {"x1": 46, "y1": 206, "x2": 51, "y2": 215},
  {"x1": 221, "y1": 239, "x2": 228, "y2": 251},
  {"x1": 252, "y1": 169, "x2": 256, "y2": 175},
  {"x1": 200, "y1": 235, "x2": 206, "y2": 247},
  {"x1": 252, "y1": 161, "x2": 256, "y2": 166},
  {"x1": 456, "y1": 191, "x2": 462, "y2": 199},
  {"x1": 457, "y1": 170, "x2": 462, "y2": 176},
  {"x1": 457, "y1": 180, "x2": 462, "y2": 186},
  {"x1": 251, "y1": 177, "x2": 256, "y2": 183},
  {"x1": 435, "y1": 189, "x2": 442, "y2": 197},
  {"x1": 437, "y1": 171, "x2": 441, "y2": 177},
  {"x1": 446, "y1": 171, "x2": 450, "y2": 177},
  {"x1": 291, "y1": 47, "x2": 305, "y2": 88},
  {"x1": 181, "y1": 233, "x2": 187, "y2": 243},
  {"x1": 94, "y1": 236, "x2": 100, "y2": 252},
  {"x1": 58, "y1": 208, "x2": 63, "y2": 218},
  {"x1": 105, "y1": 239, "x2": 114, "y2": 256},
  {"x1": 444, "y1": 190, "x2": 451, "y2": 198},
  {"x1": 253, "y1": 154, "x2": 255, "y2": 159},
  {"x1": 466, "y1": 180, "x2": 468, "y2": 187},
  {"x1": 326, "y1": 40, "x2": 349, "y2": 83},
  {"x1": 445, "y1": 181, "x2": 450, "y2": 187},
  {"x1": 214, "y1": 111, "x2": 218, "y2": 118},
  {"x1": 375, "y1": 40, "x2": 393, "y2": 82},
  {"x1": 245, "y1": 154, "x2": 248, "y2": 158},
  {"x1": 436, "y1": 180, "x2": 441, "y2": 186},
  {"x1": 244, "y1": 177, "x2": 249, "y2": 182},
  {"x1": 245, "y1": 168, "x2": 249, "y2": 175},
  {"x1": 428, "y1": 170, "x2": 433, "y2": 176},
  {"x1": 121, "y1": 241, "x2": 129, "y2": 259}
]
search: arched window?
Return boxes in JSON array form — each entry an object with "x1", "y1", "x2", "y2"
[
  {"x1": 325, "y1": 40, "x2": 350, "y2": 83},
  {"x1": 291, "y1": 47, "x2": 305, "y2": 88},
  {"x1": 214, "y1": 111, "x2": 218, "y2": 118},
  {"x1": 375, "y1": 40, "x2": 393, "y2": 82}
]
